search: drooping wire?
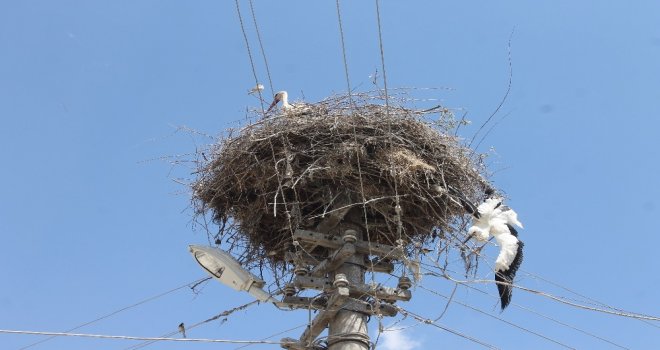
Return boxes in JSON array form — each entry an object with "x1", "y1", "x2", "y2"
[
  {"x1": 125, "y1": 300, "x2": 261, "y2": 350},
  {"x1": 18, "y1": 277, "x2": 211, "y2": 350},
  {"x1": 234, "y1": 0, "x2": 266, "y2": 114},
  {"x1": 418, "y1": 285, "x2": 578, "y2": 350},
  {"x1": 247, "y1": 0, "x2": 274, "y2": 96},
  {"x1": 468, "y1": 28, "x2": 514, "y2": 149},
  {"x1": 335, "y1": 0, "x2": 354, "y2": 105}
]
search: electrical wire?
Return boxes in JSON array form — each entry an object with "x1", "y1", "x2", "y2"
[
  {"x1": 234, "y1": 0, "x2": 266, "y2": 114},
  {"x1": 247, "y1": 0, "x2": 274, "y2": 96},
  {"x1": 374, "y1": 0, "x2": 390, "y2": 115},
  {"x1": 393, "y1": 305, "x2": 500, "y2": 350},
  {"x1": 468, "y1": 28, "x2": 514, "y2": 149},
  {"x1": 125, "y1": 299, "x2": 260, "y2": 350},
  {"x1": 418, "y1": 285, "x2": 577, "y2": 350},
  {"x1": 335, "y1": 0, "x2": 354, "y2": 105},
  {"x1": 420, "y1": 262, "x2": 660, "y2": 322},
  {"x1": 456, "y1": 282, "x2": 631, "y2": 350},
  {"x1": 1, "y1": 329, "x2": 282, "y2": 345},
  {"x1": 17, "y1": 277, "x2": 211, "y2": 350},
  {"x1": 232, "y1": 324, "x2": 307, "y2": 350}
]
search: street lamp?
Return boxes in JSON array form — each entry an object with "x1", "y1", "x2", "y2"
[{"x1": 189, "y1": 245, "x2": 277, "y2": 303}]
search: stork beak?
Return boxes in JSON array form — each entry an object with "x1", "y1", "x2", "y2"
[{"x1": 266, "y1": 96, "x2": 280, "y2": 112}]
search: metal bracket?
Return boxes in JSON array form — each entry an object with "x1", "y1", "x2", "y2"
[
  {"x1": 294, "y1": 229, "x2": 404, "y2": 260},
  {"x1": 279, "y1": 296, "x2": 398, "y2": 317},
  {"x1": 293, "y1": 275, "x2": 411, "y2": 302},
  {"x1": 285, "y1": 252, "x2": 394, "y2": 274}
]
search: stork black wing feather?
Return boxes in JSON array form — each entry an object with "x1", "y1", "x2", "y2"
[
  {"x1": 495, "y1": 272, "x2": 513, "y2": 310},
  {"x1": 496, "y1": 227, "x2": 524, "y2": 310}
]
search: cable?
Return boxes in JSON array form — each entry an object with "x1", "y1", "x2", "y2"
[
  {"x1": 18, "y1": 277, "x2": 211, "y2": 350},
  {"x1": 335, "y1": 0, "x2": 354, "y2": 105},
  {"x1": 468, "y1": 28, "x2": 514, "y2": 148},
  {"x1": 394, "y1": 305, "x2": 500, "y2": 350},
  {"x1": 426, "y1": 266, "x2": 660, "y2": 322},
  {"x1": 232, "y1": 324, "x2": 307, "y2": 350},
  {"x1": 1, "y1": 329, "x2": 282, "y2": 345},
  {"x1": 456, "y1": 282, "x2": 631, "y2": 350},
  {"x1": 247, "y1": 0, "x2": 274, "y2": 96},
  {"x1": 126, "y1": 299, "x2": 260, "y2": 350},
  {"x1": 418, "y1": 285, "x2": 577, "y2": 350},
  {"x1": 520, "y1": 268, "x2": 659, "y2": 328},
  {"x1": 234, "y1": 0, "x2": 266, "y2": 113},
  {"x1": 374, "y1": 0, "x2": 390, "y2": 115}
]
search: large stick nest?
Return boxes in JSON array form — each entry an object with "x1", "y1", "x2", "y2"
[{"x1": 193, "y1": 93, "x2": 491, "y2": 266}]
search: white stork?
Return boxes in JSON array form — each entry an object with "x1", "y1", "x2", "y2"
[
  {"x1": 467, "y1": 197, "x2": 524, "y2": 310},
  {"x1": 266, "y1": 91, "x2": 310, "y2": 114}
]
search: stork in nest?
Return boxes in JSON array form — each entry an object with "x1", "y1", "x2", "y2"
[{"x1": 266, "y1": 91, "x2": 311, "y2": 115}]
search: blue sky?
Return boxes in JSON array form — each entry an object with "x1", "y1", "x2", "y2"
[{"x1": 1, "y1": 1, "x2": 659, "y2": 349}]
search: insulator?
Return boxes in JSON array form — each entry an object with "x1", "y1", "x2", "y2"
[
  {"x1": 398, "y1": 276, "x2": 412, "y2": 290},
  {"x1": 294, "y1": 265, "x2": 308, "y2": 276},
  {"x1": 342, "y1": 229, "x2": 357, "y2": 243},
  {"x1": 283, "y1": 283, "x2": 297, "y2": 296},
  {"x1": 333, "y1": 273, "x2": 349, "y2": 288}
]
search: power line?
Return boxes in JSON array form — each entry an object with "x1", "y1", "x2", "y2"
[
  {"x1": 520, "y1": 269, "x2": 659, "y2": 327},
  {"x1": 418, "y1": 285, "x2": 577, "y2": 350},
  {"x1": 125, "y1": 299, "x2": 260, "y2": 350},
  {"x1": 424, "y1": 265, "x2": 660, "y2": 322},
  {"x1": 232, "y1": 324, "x2": 307, "y2": 350},
  {"x1": 18, "y1": 277, "x2": 211, "y2": 350},
  {"x1": 234, "y1": 0, "x2": 266, "y2": 113},
  {"x1": 394, "y1": 305, "x2": 500, "y2": 350},
  {"x1": 456, "y1": 282, "x2": 631, "y2": 350},
  {"x1": 374, "y1": 0, "x2": 390, "y2": 115},
  {"x1": 335, "y1": 0, "x2": 354, "y2": 104},
  {"x1": 247, "y1": 0, "x2": 274, "y2": 96},
  {"x1": 468, "y1": 28, "x2": 514, "y2": 149},
  {"x1": 1, "y1": 329, "x2": 282, "y2": 345}
]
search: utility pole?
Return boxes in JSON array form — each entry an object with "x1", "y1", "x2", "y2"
[
  {"x1": 281, "y1": 206, "x2": 411, "y2": 350},
  {"x1": 328, "y1": 218, "x2": 368, "y2": 350}
]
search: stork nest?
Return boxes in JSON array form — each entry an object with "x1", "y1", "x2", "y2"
[{"x1": 192, "y1": 93, "x2": 491, "y2": 267}]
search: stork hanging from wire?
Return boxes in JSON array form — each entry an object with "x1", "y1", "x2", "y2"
[
  {"x1": 464, "y1": 194, "x2": 524, "y2": 310},
  {"x1": 266, "y1": 91, "x2": 310, "y2": 115}
]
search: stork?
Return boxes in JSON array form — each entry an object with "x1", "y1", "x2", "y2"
[
  {"x1": 467, "y1": 196, "x2": 524, "y2": 310},
  {"x1": 266, "y1": 91, "x2": 310, "y2": 114}
]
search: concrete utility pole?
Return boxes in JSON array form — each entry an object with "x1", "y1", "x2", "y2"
[
  {"x1": 328, "y1": 224, "x2": 368, "y2": 350},
  {"x1": 281, "y1": 206, "x2": 411, "y2": 350}
]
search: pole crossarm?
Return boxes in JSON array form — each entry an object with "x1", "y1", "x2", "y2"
[
  {"x1": 293, "y1": 276, "x2": 411, "y2": 302},
  {"x1": 293, "y1": 229, "x2": 404, "y2": 260},
  {"x1": 279, "y1": 296, "x2": 398, "y2": 317},
  {"x1": 285, "y1": 252, "x2": 394, "y2": 274}
]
